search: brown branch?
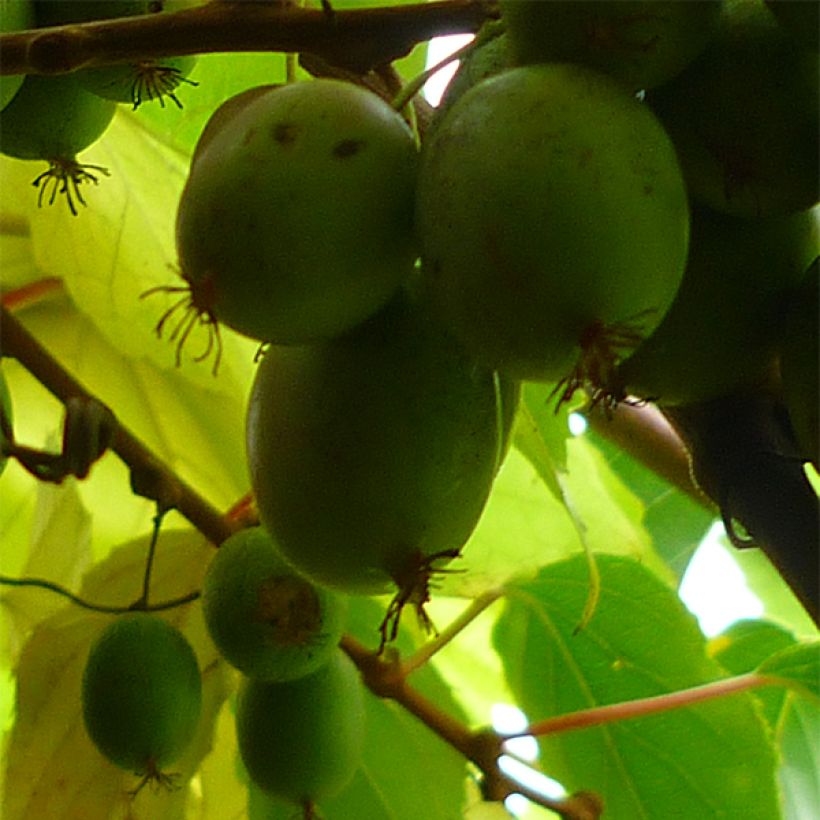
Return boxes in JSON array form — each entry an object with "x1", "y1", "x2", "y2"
[
  {"x1": 0, "y1": 0, "x2": 498, "y2": 77},
  {"x1": 340, "y1": 634, "x2": 603, "y2": 819},
  {"x1": 0, "y1": 304, "x2": 236, "y2": 547}
]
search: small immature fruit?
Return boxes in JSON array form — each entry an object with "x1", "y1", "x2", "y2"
[
  {"x1": 500, "y1": 0, "x2": 722, "y2": 91},
  {"x1": 81, "y1": 613, "x2": 202, "y2": 778},
  {"x1": 0, "y1": 74, "x2": 115, "y2": 213},
  {"x1": 247, "y1": 286, "x2": 519, "y2": 598},
  {"x1": 201, "y1": 526, "x2": 346, "y2": 681},
  {"x1": 236, "y1": 648, "x2": 366, "y2": 808},
  {"x1": 417, "y1": 63, "x2": 689, "y2": 390},
  {"x1": 648, "y1": 0, "x2": 819, "y2": 217},
  {"x1": 0, "y1": 0, "x2": 35, "y2": 111},
  {"x1": 77, "y1": 55, "x2": 198, "y2": 109},
  {"x1": 173, "y1": 80, "x2": 418, "y2": 348}
]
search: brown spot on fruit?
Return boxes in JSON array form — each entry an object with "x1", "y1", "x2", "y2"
[
  {"x1": 332, "y1": 139, "x2": 365, "y2": 159},
  {"x1": 272, "y1": 122, "x2": 299, "y2": 146}
]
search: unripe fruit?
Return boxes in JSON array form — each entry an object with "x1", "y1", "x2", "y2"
[
  {"x1": 77, "y1": 55, "x2": 198, "y2": 109},
  {"x1": 0, "y1": 73, "x2": 115, "y2": 213},
  {"x1": 81, "y1": 613, "x2": 202, "y2": 778},
  {"x1": 247, "y1": 287, "x2": 519, "y2": 598},
  {"x1": 0, "y1": 0, "x2": 34, "y2": 111},
  {"x1": 236, "y1": 648, "x2": 365, "y2": 808},
  {"x1": 201, "y1": 526, "x2": 346, "y2": 681},
  {"x1": 780, "y1": 261, "x2": 819, "y2": 467},
  {"x1": 648, "y1": 0, "x2": 819, "y2": 217},
  {"x1": 173, "y1": 80, "x2": 419, "y2": 348},
  {"x1": 417, "y1": 64, "x2": 689, "y2": 391},
  {"x1": 500, "y1": 0, "x2": 722, "y2": 91},
  {"x1": 617, "y1": 206, "x2": 819, "y2": 406}
]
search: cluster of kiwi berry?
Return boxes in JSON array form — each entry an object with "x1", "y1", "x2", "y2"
[
  {"x1": 27, "y1": 0, "x2": 817, "y2": 813},
  {"x1": 0, "y1": 0, "x2": 197, "y2": 213}
]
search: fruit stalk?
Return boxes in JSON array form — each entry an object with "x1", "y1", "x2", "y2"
[{"x1": 0, "y1": 0, "x2": 497, "y2": 76}]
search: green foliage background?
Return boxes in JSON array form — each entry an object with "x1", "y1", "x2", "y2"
[{"x1": 0, "y1": 5, "x2": 818, "y2": 818}]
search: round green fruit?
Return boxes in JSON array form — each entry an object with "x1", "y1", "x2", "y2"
[
  {"x1": 0, "y1": 74, "x2": 115, "y2": 161},
  {"x1": 648, "y1": 0, "x2": 819, "y2": 217},
  {"x1": 174, "y1": 79, "x2": 419, "y2": 346},
  {"x1": 201, "y1": 526, "x2": 346, "y2": 681},
  {"x1": 500, "y1": 0, "x2": 722, "y2": 91},
  {"x1": 0, "y1": 0, "x2": 34, "y2": 111},
  {"x1": 236, "y1": 648, "x2": 365, "y2": 808},
  {"x1": 81, "y1": 613, "x2": 202, "y2": 776},
  {"x1": 416, "y1": 63, "x2": 689, "y2": 387},
  {"x1": 618, "y1": 206, "x2": 819, "y2": 406},
  {"x1": 246, "y1": 287, "x2": 519, "y2": 596},
  {"x1": 780, "y1": 260, "x2": 819, "y2": 467},
  {"x1": 76, "y1": 54, "x2": 198, "y2": 109}
]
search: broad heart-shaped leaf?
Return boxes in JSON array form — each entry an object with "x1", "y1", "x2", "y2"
[
  {"x1": 245, "y1": 596, "x2": 470, "y2": 819},
  {"x1": 1, "y1": 530, "x2": 231, "y2": 820},
  {"x1": 758, "y1": 643, "x2": 820, "y2": 703},
  {"x1": 493, "y1": 554, "x2": 781, "y2": 820},
  {"x1": 710, "y1": 620, "x2": 820, "y2": 820}
]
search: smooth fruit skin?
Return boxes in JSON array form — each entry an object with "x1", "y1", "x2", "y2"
[
  {"x1": 236, "y1": 649, "x2": 365, "y2": 806},
  {"x1": 201, "y1": 526, "x2": 346, "y2": 681},
  {"x1": 780, "y1": 262, "x2": 819, "y2": 467},
  {"x1": 416, "y1": 63, "x2": 689, "y2": 383},
  {"x1": 618, "y1": 206, "x2": 819, "y2": 406},
  {"x1": 0, "y1": 74, "x2": 116, "y2": 161},
  {"x1": 648, "y1": 0, "x2": 819, "y2": 217},
  {"x1": 500, "y1": 0, "x2": 722, "y2": 91},
  {"x1": 76, "y1": 55, "x2": 198, "y2": 106},
  {"x1": 0, "y1": 0, "x2": 34, "y2": 111},
  {"x1": 175, "y1": 80, "x2": 419, "y2": 345},
  {"x1": 81, "y1": 613, "x2": 202, "y2": 774},
  {"x1": 246, "y1": 288, "x2": 519, "y2": 595}
]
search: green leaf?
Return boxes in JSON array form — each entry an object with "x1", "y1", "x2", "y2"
[
  {"x1": 709, "y1": 619, "x2": 820, "y2": 820},
  {"x1": 1, "y1": 530, "x2": 230, "y2": 820},
  {"x1": 758, "y1": 642, "x2": 820, "y2": 702},
  {"x1": 493, "y1": 554, "x2": 781, "y2": 819}
]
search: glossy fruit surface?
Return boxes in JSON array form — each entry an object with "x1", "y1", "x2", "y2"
[
  {"x1": 201, "y1": 526, "x2": 346, "y2": 681},
  {"x1": 236, "y1": 648, "x2": 365, "y2": 806},
  {"x1": 81, "y1": 613, "x2": 202, "y2": 774},
  {"x1": 417, "y1": 63, "x2": 689, "y2": 384},
  {"x1": 618, "y1": 206, "x2": 819, "y2": 406},
  {"x1": 649, "y1": 0, "x2": 819, "y2": 217},
  {"x1": 175, "y1": 79, "x2": 418, "y2": 345},
  {"x1": 0, "y1": 73, "x2": 116, "y2": 161},
  {"x1": 500, "y1": 0, "x2": 722, "y2": 91},
  {"x1": 780, "y1": 261, "x2": 819, "y2": 466},
  {"x1": 0, "y1": 0, "x2": 34, "y2": 111},
  {"x1": 247, "y1": 287, "x2": 519, "y2": 595}
]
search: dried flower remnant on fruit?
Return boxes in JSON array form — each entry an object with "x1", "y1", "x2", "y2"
[
  {"x1": 255, "y1": 575, "x2": 324, "y2": 647},
  {"x1": 378, "y1": 548, "x2": 462, "y2": 653},
  {"x1": 140, "y1": 280, "x2": 223, "y2": 375},
  {"x1": 129, "y1": 62, "x2": 199, "y2": 110},
  {"x1": 31, "y1": 158, "x2": 110, "y2": 216}
]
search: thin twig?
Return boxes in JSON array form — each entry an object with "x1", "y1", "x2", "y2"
[{"x1": 0, "y1": 305, "x2": 236, "y2": 546}]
